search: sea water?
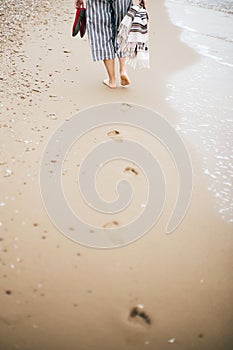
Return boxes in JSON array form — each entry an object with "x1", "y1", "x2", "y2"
[
  {"x1": 165, "y1": 0, "x2": 233, "y2": 222},
  {"x1": 179, "y1": 0, "x2": 233, "y2": 13},
  {"x1": 166, "y1": 0, "x2": 233, "y2": 67}
]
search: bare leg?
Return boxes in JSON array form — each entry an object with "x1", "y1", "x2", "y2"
[
  {"x1": 103, "y1": 59, "x2": 117, "y2": 88},
  {"x1": 119, "y1": 57, "x2": 130, "y2": 86}
]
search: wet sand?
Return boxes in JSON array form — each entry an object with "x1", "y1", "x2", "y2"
[{"x1": 1, "y1": 1, "x2": 233, "y2": 349}]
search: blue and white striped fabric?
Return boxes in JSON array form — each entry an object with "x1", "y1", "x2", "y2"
[{"x1": 86, "y1": 0, "x2": 132, "y2": 61}]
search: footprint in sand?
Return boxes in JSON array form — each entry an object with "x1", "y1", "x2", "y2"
[
  {"x1": 129, "y1": 305, "x2": 152, "y2": 327},
  {"x1": 107, "y1": 129, "x2": 123, "y2": 142},
  {"x1": 102, "y1": 220, "x2": 119, "y2": 229},
  {"x1": 124, "y1": 166, "x2": 139, "y2": 176}
]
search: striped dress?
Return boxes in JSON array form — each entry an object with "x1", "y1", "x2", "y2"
[{"x1": 86, "y1": 0, "x2": 132, "y2": 61}]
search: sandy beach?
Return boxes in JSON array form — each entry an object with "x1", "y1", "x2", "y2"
[{"x1": 1, "y1": 0, "x2": 233, "y2": 349}]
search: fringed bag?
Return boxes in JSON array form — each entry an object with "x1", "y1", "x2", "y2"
[{"x1": 117, "y1": 4, "x2": 150, "y2": 69}]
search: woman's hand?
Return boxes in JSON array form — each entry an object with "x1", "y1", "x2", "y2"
[
  {"x1": 75, "y1": 0, "x2": 84, "y2": 8},
  {"x1": 139, "y1": 0, "x2": 146, "y2": 8}
]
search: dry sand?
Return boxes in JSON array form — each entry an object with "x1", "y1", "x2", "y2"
[{"x1": 0, "y1": 1, "x2": 233, "y2": 349}]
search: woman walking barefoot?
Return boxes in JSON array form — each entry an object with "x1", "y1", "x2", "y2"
[{"x1": 75, "y1": 0, "x2": 146, "y2": 88}]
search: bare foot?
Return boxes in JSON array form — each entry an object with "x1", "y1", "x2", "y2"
[
  {"x1": 120, "y1": 73, "x2": 130, "y2": 86},
  {"x1": 103, "y1": 79, "x2": 117, "y2": 89}
]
